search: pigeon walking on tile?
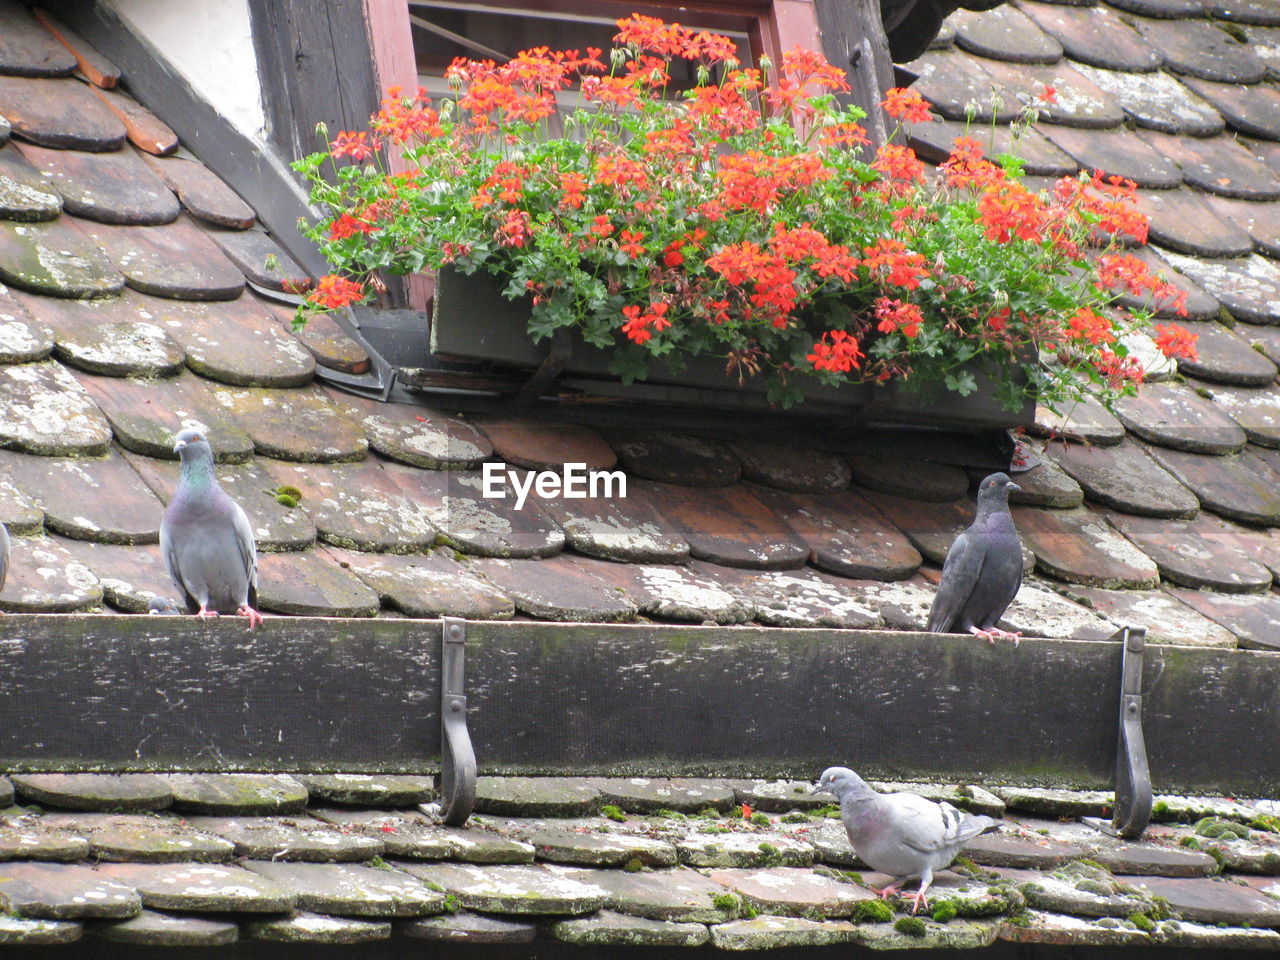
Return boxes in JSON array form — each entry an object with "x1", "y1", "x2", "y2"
[
  {"x1": 926, "y1": 472, "x2": 1023, "y2": 643},
  {"x1": 815, "y1": 767, "x2": 996, "y2": 915},
  {"x1": 160, "y1": 428, "x2": 262, "y2": 629}
]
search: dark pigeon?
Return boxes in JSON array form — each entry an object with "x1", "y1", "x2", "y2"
[
  {"x1": 926, "y1": 472, "x2": 1023, "y2": 643},
  {"x1": 159, "y1": 428, "x2": 262, "y2": 628},
  {"x1": 815, "y1": 767, "x2": 996, "y2": 914}
]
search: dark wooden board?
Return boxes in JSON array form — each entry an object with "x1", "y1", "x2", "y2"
[{"x1": 0, "y1": 617, "x2": 1277, "y2": 795}]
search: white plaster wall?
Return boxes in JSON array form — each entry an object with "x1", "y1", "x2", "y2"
[{"x1": 104, "y1": 0, "x2": 267, "y2": 142}]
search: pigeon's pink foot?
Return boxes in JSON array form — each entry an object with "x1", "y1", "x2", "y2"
[
  {"x1": 238, "y1": 605, "x2": 264, "y2": 630},
  {"x1": 195, "y1": 607, "x2": 219, "y2": 619},
  {"x1": 871, "y1": 882, "x2": 904, "y2": 900},
  {"x1": 906, "y1": 889, "x2": 930, "y2": 915},
  {"x1": 968, "y1": 626, "x2": 999, "y2": 645}
]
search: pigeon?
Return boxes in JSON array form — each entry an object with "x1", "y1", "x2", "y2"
[
  {"x1": 160, "y1": 428, "x2": 262, "y2": 629},
  {"x1": 815, "y1": 767, "x2": 996, "y2": 914},
  {"x1": 0, "y1": 521, "x2": 8, "y2": 611},
  {"x1": 926, "y1": 472, "x2": 1023, "y2": 643},
  {"x1": 147, "y1": 596, "x2": 183, "y2": 616}
]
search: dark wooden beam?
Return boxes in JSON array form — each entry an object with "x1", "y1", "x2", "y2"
[
  {"x1": 0, "y1": 616, "x2": 1276, "y2": 797},
  {"x1": 814, "y1": 0, "x2": 896, "y2": 152},
  {"x1": 247, "y1": 0, "x2": 382, "y2": 167}
]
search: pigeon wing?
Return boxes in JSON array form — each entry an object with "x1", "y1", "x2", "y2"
[
  {"x1": 159, "y1": 513, "x2": 200, "y2": 614},
  {"x1": 0, "y1": 524, "x2": 9, "y2": 595},
  {"x1": 889, "y1": 794, "x2": 994, "y2": 855},
  {"x1": 926, "y1": 528, "x2": 986, "y2": 633},
  {"x1": 230, "y1": 500, "x2": 258, "y2": 608}
]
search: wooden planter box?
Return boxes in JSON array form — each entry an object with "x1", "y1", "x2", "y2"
[{"x1": 427, "y1": 267, "x2": 1034, "y2": 430}]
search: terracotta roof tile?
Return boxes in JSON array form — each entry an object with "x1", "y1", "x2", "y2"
[
  {"x1": 847, "y1": 454, "x2": 970, "y2": 500},
  {"x1": 0, "y1": 359, "x2": 111, "y2": 455},
  {"x1": 1114, "y1": 245, "x2": 1221, "y2": 319},
  {"x1": 257, "y1": 548, "x2": 381, "y2": 617},
  {"x1": 330, "y1": 393, "x2": 490, "y2": 470},
  {"x1": 1034, "y1": 394, "x2": 1127, "y2": 443},
  {"x1": 1063, "y1": 584, "x2": 1238, "y2": 645},
  {"x1": 1108, "y1": 509, "x2": 1274, "y2": 589},
  {"x1": 1206, "y1": 0, "x2": 1280, "y2": 24},
  {"x1": 1113, "y1": 380, "x2": 1248, "y2": 453},
  {"x1": 1139, "y1": 129, "x2": 1280, "y2": 199},
  {"x1": 76, "y1": 215, "x2": 246, "y2": 300},
  {"x1": 1132, "y1": 188, "x2": 1254, "y2": 256},
  {"x1": 866, "y1": 490, "x2": 1035, "y2": 568},
  {"x1": 1204, "y1": 194, "x2": 1280, "y2": 256},
  {"x1": 209, "y1": 384, "x2": 366, "y2": 462},
  {"x1": 0, "y1": 216, "x2": 124, "y2": 297},
  {"x1": 1000, "y1": 455, "x2": 1084, "y2": 507},
  {"x1": 1158, "y1": 248, "x2": 1280, "y2": 322},
  {"x1": 0, "y1": 287, "x2": 53, "y2": 363},
  {"x1": 1211, "y1": 382, "x2": 1280, "y2": 446},
  {"x1": 983, "y1": 58, "x2": 1128, "y2": 127},
  {"x1": 591, "y1": 561, "x2": 754, "y2": 623},
  {"x1": 140, "y1": 152, "x2": 255, "y2": 228},
  {"x1": 285, "y1": 310, "x2": 369, "y2": 374},
  {"x1": 1047, "y1": 437, "x2": 1199, "y2": 516},
  {"x1": 907, "y1": 116, "x2": 1077, "y2": 175},
  {"x1": 0, "y1": 141, "x2": 61, "y2": 220},
  {"x1": 13, "y1": 141, "x2": 177, "y2": 225},
  {"x1": 533, "y1": 482, "x2": 689, "y2": 563},
  {"x1": 606, "y1": 429, "x2": 740, "y2": 486},
  {"x1": 246, "y1": 912, "x2": 388, "y2": 944},
  {"x1": 202, "y1": 225, "x2": 307, "y2": 294},
  {"x1": 52, "y1": 538, "x2": 171, "y2": 612},
  {"x1": 904, "y1": 48, "x2": 1022, "y2": 121},
  {"x1": 690, "y1": 562, "x2": 882, "y2": 628},
  {"x1": 1179, "y1": 75, "x2": 1280, "y2": 140},
  {"x1": 1013, "y1": 504, "x2": 1160, "y2": 587},
  {"x1": 1071, "y1": 63, "x2": 1226, "y2": 134},
  {"x1": 1042, "y1": 125, "x2": 1182, "y2": 186},
  {"x1": 0, "y1": 74, "x2": 124, "y2": 150},
  {"x1": 1148, "y1": 444, "x2": 1280, "y2": 523},
  {"x1": 728, "y1": 440, "x2": 851, "y2": 493},
  {"x1": 1174, "y1": 321, "x2": 1278, "y2": 384},
  {"x1": 0, "y1": 1, "x2": 78, "y2": 78},
  {"x1": 1020, "y1": 2, "x2": 1162, "y2": 71},
  {"x1": 469, "y1": 554, "x2": 638, "y2": 622},
  {"x1": 1131, "y1": 14, "x2": 1269, "y2": 81},
  {"x1": 88, "y1": 86, "x2": 178, "y2": 156},
  {"x1": 950, "y1": 6, "x2": 1064, "y2": 62},
  {"x1": 1165, "y1": 584, "x2": 1280, "y2": 648},
  {"x1": 95, "y1": 861, "x2": 295, "y2": 914},
  {"x1": 478, "y1": 418, "x2": 615, "y2": 471},
  {"x1": 30, "y1": 9, "x2": 120, "y2": 89}
]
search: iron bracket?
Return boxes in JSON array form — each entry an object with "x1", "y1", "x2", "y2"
[
  {"x1": 515, "y1": 328, "x2": 572, "y2": 404},
  {"x1": 1083, "y1": 626, "x2": 1152, "y2": 840},
  {"x1": 438, "y1": 617, "x2": 476, "y2": 826}
]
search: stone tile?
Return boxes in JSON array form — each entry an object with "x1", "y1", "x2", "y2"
[
  {"x1": 711, "y1": 916, "x2": 859, "y2": 950},
  {"x1": 0, "y1": 471, "x2": 42, "y2": 535},
  {"x1": 97, "y1": 909, "x2": 238, "y2": 947},
  {"x1": 591, "y1": 779, "x2": 737, "y2": 815},
  {"x1": 205, "y1": 226, "x2": 308, "y2": 295},
  {"x1": 1021, "y1": 1, "x2": 1159, "y2": 69},
  {"x1": 1156, "y1": 916, "x2": 1280, "y2": 950},
  {"x1": 513, "y1": 822, "x2": 677, "y2": 868},
  {"x1": 709, "y1": 866, "x2": 875, "y2": 917},
  {"x1": 97, "y1": 862, "x2": 294, "y2": 913},
  {"x1": 327, "y1": 547, "x2": 514, "y2": 620},
  {"x1": 1141, "y1": 130, "x2": 1280, "y2": 200},
  {"x1": 0, "y1": 217, "x2": 124, "y2": 298},
  {"x1": 727, "y1": 441, "x2": 850, "y2": 494},
  {"x1": 0, "y1": 141, "x2": 61, "y2": 221},
  {"x1": 400, "y1": 910, "x2": 537, "y2": 943},
  {"x1": 847, "y1": 454, "x2": 969, "y2": 501},
  {"x1": 11, "y1": 774, "x2": 170, "y2": 812},
  {"x1": 1063, "y1": 585, "x2": 1238, "y2": 646},
  {"x1": 552, "y1": 910, "x2": 709, "y2": 947},
  {"x1": 0, "y1": 294, "x2": 52, "y2": 368},
  {"x1": 1146, "y1": 445, "x2": 1280, "y2": 525},
  {"x1": 381, "y1": 464, "x2": 564, "y2": 559},
  {"x1": 478, "y1": 418, "x2": 615, "y2": 471},
  {"x1": 533, "y1": 482, "x2": 689, "y2": 563},
  {"x1": 245, "y1": 911, "x2": 390, "y2": 943},
  {"x1": 12, "y1": 289, "x2": 183, "y2": 378},
  {"x1": 125, "y1": 453, "x2": 315, "y2": 552},
  {"x1": 470, "y1": 554, "x2": 636, "y2": 622},
  {"x1": 906, "y1": 116, "x2": 1077, "y2": 176},
  {"x1": 749, "y1": 485, "x2": 921, "y2": 581},
  {"x1": 0, "y1": 535, "x2": 102, "y2": 612},
  {"x1": 0, "y1": 814, "x2": 90, "y2": 861},
  {"x1": 89, "y1": 87, "x2": 178, "y2": 156},
  {"x1": 1130, "y1": 15, "x2": 1267, "y2": 82},
  {"x1": 0, "y1": 0, "x2": 77, "y2": 76},
  {"x1": 728, "y1": 780, "x2": 831, "y2": 814},
  {"x1": 566, "y1": 865, "x2": 738, "y2": 922},
  {"x1": 995, "y1": 863, "x2": 1151, "y2": 916},
  {"x1": 1012, "y1": 505, "x2": 1160, "y2": 588},
  {"x1": 1124, "y1": 875, "x2": 1280, "y2": 925},
  {"x1": 1091, "y1": 842, "x2": 1218, "y2": 876},
  {"x1": 308, "y1": 810, "x2": 454, "y2": 860},
  {"x1": 1109, "y1": 510, "x2": 1272, "y2": 591},
  {"x1": 697, "y1": 564, "x2": 882, "y2": 629},
  {"x1": 634, "y1": 480, "x2": 807, "y2": 570},
  {"x1": 1206, "y1": 195, "x2": 1280, "y2": 258},
  {"x1": 1114, "y1": 381, "x2": 1247, "y2": 454},
  {"x1": 677, "y1": 832, "x2": 814, "y2": 868},
  {"x1": 904, "y1": 48, "x2": 1021, "y2": 122},
  {"x1": 395, "y1": 862, "x2": 607, "y2": 914},
  {"x1": 78, "y1": 369, "x2": 252, "y2": 462},
  {"x1": 1180, "y1": 76, "x2": 1280, "y2": 141},
  {"x1": 211, "y1": 384, "x2": 366, "y2": 462},
  {"x1": 39, "y1": 813, "x2": 234, "y2": 862},
  {"x1": 1042, "y1": 126, "x2": 1182, "y2": 188},
  {"x1": 0, "y1": 75, "x2": 125, "y2": 150},
  {"x1": 243, "y1": 861, "x2": 444, "y2": 917},
  {"x1": 1164, "y1": 586, "x2": 1280, "y2": 650},
  {"x1": 475, "y1": 778, "x2": 601, "y2": 818},
  {"x1": 1161, "y1": 250, "x2": 1280, "y2": 323},
  {"x1": 979, "y1": 58, "x2": 1126, "y2": 128},
  {"x1": 260, "y1": 458, "x2": 436, "y2": 552},
  {"x1": 132, "y1": 291, "x2": 316, "y2": 388},
  {"x1": 1152, "y1": 794, "x2": 1260, "y2": 821},
  {"x1": 140, "y1": 153, "x2": 255, "y2": 229},
  {"x1": 298, "y1": 775, "x2": 434, "y2": 807},
  {"x1": 950, "y1": 5, "x2": 1063, "y2": 61},
  {"x1": 995, "y1": 788, "x2": 1112, "y2": 818},
  {"x1": 1131, "y1": 189, "x2": 1254, "y2": 258},
  {"x1": 164, "y1": 774, "x2": 308, "y2": 816},
  {"x1": 434, "y1": 827, "x2": 536, "y2": 864},
  {"x1": 14, "y1": 141, "x2": 177, "y2": 226},
  {"x1": 0, "y1": 862, "x2": 139, "y2": 919},
  {"x1": 595, "y1": 562, "x2": 753, "y2": 624},
  {"x1": 77, "y1": 215, "x2": 245, "y2": 300},
  {"x1": 1034, "y1": 394, "x2": 1125, "y2": 444},
  {"x1": 607, "y1": 429, "x2": 739, "y2": 485},
  {"x1": 1000, "y1": 578, "x2": 1118, "y2": 640},
  {"x1": 1047, "y1": 439, "x2": 1198, "y2": 517},
  {"x1": 839, "y1": 576, "x2": 936, "y2": 630},
  {"x1": 1179, "y1": 322, "x2": 1278, "y2": 386},
  {"x1": 187, "y1": 815, "x2": 387, "y2": 862},
  {"x1": 999, "y1": 909, "x2": 1151, "y2": 946}
]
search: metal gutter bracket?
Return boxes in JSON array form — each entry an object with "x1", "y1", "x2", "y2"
[
  {"x1": 1083, "y1": 626, "x2": 1152, "y2": 840},
  {"x1": 515, "y1": 328, "x2": 572, "y2": 404},
  {"x1": 439, "y1": 617, "x2": 477, "y2": 826}
]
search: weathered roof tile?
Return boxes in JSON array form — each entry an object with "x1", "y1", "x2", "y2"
[
  {"x1": 1020, "y1": 2, "x2": 1161, "y2": 70},
  {"x1": 400, "y1": 910, "x2": 537, "y2": 943},
  {"x1": 335, "y1": 393, "x2": 490, "y2": 470},
  {"x1": 210, "y1": 384, "x2": 365, "y2": 462},
  {"x1": 297, "y1": 775, "x2": 433, "y2": 807},
  {"x1": 52, "y1": 538, "x2": 169, "y2": 612},
  {"x1": 697, "y1": 564, "x2": 883, "y2": 628},
  {"x1": 1063, "y1": 584, "x2": 1238, "y2": 645},
  {"x1": 470, "y1": 554, "x2": 637, "y2": 622},
  {"x1": 0, "y1": 1, "x2": 78, "y2": 78},
  {"x1": 1159, "y1": 249, "x2": 1280, "y2": 323},
  {"x1": 1113, "y1": 380, "x2": 1247, "y2": 454},
  {"x1": 593, "y1": 561, "x2": 753, "y2": 623},
  {"x1": 607, "y1": 430, "x2": 739, "y2": 486},
  {"x1": 13, "y1": 141, "x2": 177, "y2": 226},
  {"x1": 1195, "y1": 383, "x2": 1280, "y2": 447},
  {"x1": 552, "y1": 910, "x2": 710, "y2": 947},
  {"x1": 257, "y1": 549, "x2": 381, "y2": 617},
  {"x1": 1072, "y1": 63, "x2": 1225, "y2": 135},
  {"x1": 950, "y1": 6, "x2": 1064, "y2": 62},
  {"x1": 1047, "y1": 438, "x2": 1199, "y2": 516},
  {"x1": 1205, "y1": 195, "x2": 1280, "y2": 257},
  {"x1": 710, "y1": 866, "x2": 876, "y2": 917},
  {"x1": 88, "y1": 86, "x2": 178, "y2": 156},
  {"x1": 0, "y1": 217, "x2": 124, "y2": 298},
  {"x1": 0, "y1": 862, "x2": 140, "y2": 919},
  {"x1": 1147, "y1": 444, "x2": 1280, "y2": 524},
  {"x1": 0, "y1": 534, "x2": 101, "y2": 612},
  {"x1": 1164, "y1": 584, "x2": 1280, "y2": 648},
  {"x1": 710, "y1": 916, "x2": 859, "y2": 950},
  {"x1": 38, "y1": 813, "x2": 235, "y2": 863},
  {"x1": 0, "y1": 141, "x2": 61, "y2": 221},
  {"x1": 978, "y1": 58, "x2": 1126, "y2": 127},
  {"x1": 0, "y1": 75, "x2": 124, "y2": 150},
  {"x1": 10, "y1": 774, "x2": 171, "y2": 812},
  {"x1": 140, "y1": 153, "x2": 255, "y2": 229},
  {"x1": 1180, "y1": 75, "x2": 1280, "y2": 140},
  {"x1": 1000, "y1": 578, "x2": 1118, "y2": 638},
  {"x1": 245, "y1": 912, "x2": 390, "y2": 944},
  {"x1": 1132, "y1": 188, "x2": 1254, "y2": 257},
  {"x1": 907, "y1": 117, "x2": 1077, "y2": 175},
  {"x1": 847, "y1": 454, "x2": 969, "y2": 501},
  {"x1": 204, "y1": 226, "x2": 307, "y2": 293},
  {"x1": 393, "y1": 862, "x2": 608, "y2": 915},
  {"x1": 1131, "y1": 15, "x2": 1269, "y2": 81},
  {"x1": 96, "y1": 862, "x2": 295, "y2": 913},
  {"x1": 1140, "y1": 129, "x2": 1280, "y2": 199},
  {"x1": 1177, "y1": 322, "x2": 1278, "y2": 386},
  {"x1": 479, "y1": 418, "x2": 615, "y2": 471},
  {"x1": 1012, "y1": 505, "x2": 1161, "y2": 587},
  {"x1": 534, "y1": 482, "x2": 689, "y2": 563},
  {"x1": 164, "y1": 774, "x2": 309, "y2": 816},
  {"x1": 729, "y1": 440, "x2": 851, "y2": 493},
  {"x1": 29, "y1": 9, "x2": 120, "y2": 89},
  {"x1": 327, "y1": 546, "x2": 515, "y2": 619},
  {"x1": 1124, "y1": 875, "x2": 1280, "y2": 925},
  {"x1": 1042, "y1": 125, "x2": 1182, "y2": 187},
  {"x1": 904, "y1": 49, "x2": 1021, "y2": 121},
  {"x1": 96, "y1": 910, "x2": 238, "y2": 947},
  {"x1": 1034, "y1": 394, "x2": 1126, "y2": 444},
  {"x1": 1109, "y1": 509, "x2": 1273, "y2": 590},
  {"x1": 187, "y1": 817, "x2": 383, "y2": 862},
  {"x1": 76, "y1": 216, "x2": 245, "y2": 300}
]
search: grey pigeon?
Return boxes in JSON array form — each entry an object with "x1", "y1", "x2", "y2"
[
  {"x1": 147, "y1": 596, "x2": 182, "y2": 616},
  {"x1": 815, "y1": 767, "x2": 996, "y2": 914},
  {"x1": 160, "y1": 428, "x2": 262, "y2": 628},
  {"x1": 926, "y1": 472, "x2": 1023, "y2": 643},
  {"x1": 0, "y1": 522, "x2": 8, "y2": 610}
]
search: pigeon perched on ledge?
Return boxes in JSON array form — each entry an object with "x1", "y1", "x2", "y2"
[
  {"x1": 0, "y1": 522, "x2": 8, "y2": 611},
  {"x1": 927, "y1": 472, "x2": 1023, "y2": 643},
  {"x1": 159, "y1": 428, "x2": 262, "y2": 629},
  {"x1": 815, "y1": 767, "x2": 997, "y2": 914}
]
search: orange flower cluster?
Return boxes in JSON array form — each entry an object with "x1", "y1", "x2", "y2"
[
  {"x1": 1153, "y1": 323, "x2": 1199, "y2": 361},
  {"x1": 716, "y1": 151, "x2": 829, "y2": 212},
  {"x1": 875, "y1": 297, "x2": 924, "y2": 337},
  {"x1": 369, "y1": 87, "x2": 442, "y2": 144},
  {"x1": 862, "y1": 239, "x2": 929, "y2": 290},
  {"x1": 621, "y1": 301, "x2": 671, "y2": 344},
  {"x1": 306, "y1": 275, "x2": 365, "y2": 310},
  {"x1": 329, "y1": 130, "x2": 378, "y2": 162},
  {"x1": 613, "y1": 13, "x2": 738, "y2": 63},
  {"x1": 882, "y1": 87, "x2": 933, "y2": 124},
  {"x1": 807, "y1": 330, "x2": 863, "y2": 372}
]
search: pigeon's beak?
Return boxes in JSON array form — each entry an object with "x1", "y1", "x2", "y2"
[
  {"x1": 808, "y1": 782, "x2": 825, "y2": 796},
  {"x1": 1007, "y1": 480, "x2": 1022, "y2": 493},
  {"x1": 173, "y1": 439, "x2": 186, "y2": 454}
]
